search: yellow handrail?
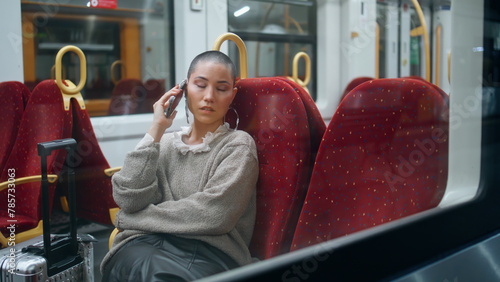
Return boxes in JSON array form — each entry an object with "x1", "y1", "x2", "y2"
[
  {"x1": 435, "y1": 25, "x2": 442, "y2": 87},
  {"x1": 448, "y1": 51, "x2": 451, "y2": 84},
  {"x1": 0, "y1": 175, "x2": 58, "y2": 191},
  {"x1": 55, "y1": 45, "x2": 87, "y2": 110},
  {"x1": 212, "y1": 33, "x2": 248, "y2": 79},
  {"x1": 410, "y1": 0, "x2": 431, "y2": 82},
  {"x1": 0, "y1": 221, "x2": 44, "y2": 248},
  {"x1": 104, "y1": 166, "x2": 122, "y2": 177},
  {"x1": 375, "y1": 23, "x2": 380, "y2": 79}
]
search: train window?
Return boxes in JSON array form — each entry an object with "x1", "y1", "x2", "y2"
[
  {"x1": 227, "y1": 0, "x2": 317, "y2": 97},
  {"x1": 20, "y1": 0, "x2": 175, "y2": 117},
  {"x1": 2, "y1": 0, "x2": 493, "y2": 279}
]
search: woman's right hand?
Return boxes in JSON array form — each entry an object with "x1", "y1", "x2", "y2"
[{"x1": 148, "y1": 85, "x2": 183, "y2": 142}]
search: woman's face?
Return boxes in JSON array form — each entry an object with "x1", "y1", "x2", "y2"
[{"x1": 186, "y1": 61, "x2": 237, "y2": 130}]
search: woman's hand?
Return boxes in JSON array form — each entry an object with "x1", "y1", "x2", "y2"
[{"x1": 148, "y1": 85, "x2": 183, "y2": 142}]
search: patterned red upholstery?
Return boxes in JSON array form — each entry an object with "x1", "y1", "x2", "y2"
[
  {"x1": 108, "y1": 79, "x2": 144, "y2": 115},
  {"x1": 340, "y1": 76, "x2": 374, "y2": 102},
  {"x1": 69, "y1": 98, "x2": 117, "y2": 225},
  {"x1": 229, "y1": 78, "x2": 312, "y2": 260},
  {"x1": 0, "y1": 80, "x2": 73, "y2": 236},
  {"x1": 275, "y1": 77, "x2": 326, "y2": 159},
  {"x1": 138, "y1": 79, "x2": 166, "y2": 113},
  {"x1": 291, "y1": 78, "x2": 448, "y2": 250},
  {"x1": 0, "y1": 81, "x2": 30, "y2": 173},
  {"x1": 403, "y1": 76, "x2": 450, "y2": 105}
]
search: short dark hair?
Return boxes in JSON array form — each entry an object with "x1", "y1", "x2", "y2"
[{"x1": 187, "y1": 50, "x2": 237, "y2": 83}]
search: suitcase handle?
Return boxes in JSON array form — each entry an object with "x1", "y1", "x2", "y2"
[{"x1": 37, "y1": 138, "x2": 80, "y2": 273}]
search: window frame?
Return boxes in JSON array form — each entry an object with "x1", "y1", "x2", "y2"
[{"x1": 227, "y1": 0, "x2": 318, "y2": 99}]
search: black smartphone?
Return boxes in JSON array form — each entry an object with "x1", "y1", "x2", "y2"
[{"x1": 164, "y1": 79, "x2": 187, "y2": 118}]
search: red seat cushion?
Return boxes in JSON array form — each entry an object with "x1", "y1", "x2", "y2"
[
  {"x1": 231, "y1": 78, "x2": 312, "y2": 259},
  {"x1": 291, "y1": 78, "x2": 448, "y2": 250}
]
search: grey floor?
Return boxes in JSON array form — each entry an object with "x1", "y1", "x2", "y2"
[{"x1": 77, "y1": 222, "x2": 114, "y2": 282}]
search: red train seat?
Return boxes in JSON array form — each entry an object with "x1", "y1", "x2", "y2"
[
  {"x1": 340, "y1": 76, "x2": 374, "y2": 102},
  {"x1": 68, "y1": 98, "x2": 118, "y2": 225},
  {"x1": 230, "y1": 77, "x2": 313, "y2": 260},
  {"x1": 291, "y1": 78, "x2": 448, "y2": 250},
  {"x1": 138, "y1": 79, "x2": 165, "y2": 113},
  {"x1": 108, "y1": 79, "x2": 144, "y2": 115},
  {"x1": 0, "y1": 80, "x2": 74, "y2": 245},
  {"x1": 0, "y1": 81, "x2": 31, "y2": 173},
  {"x1": 276, "y1": 77, "x2": 326, "y2": 160},
  {"x1": 403, "y1": 76, "x2": 450, "y2": 105}
]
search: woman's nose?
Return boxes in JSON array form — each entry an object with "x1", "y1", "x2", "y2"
[{"x1": 203, "y1": 86, "x2": 215, "y2": 102}]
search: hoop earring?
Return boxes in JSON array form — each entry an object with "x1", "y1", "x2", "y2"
[
  {"x1": 225, "y1": 107, "x2": 239, "y2": 130},
  {"x1": 185, "y1": 97, "x2": 190, "y2": 124}
]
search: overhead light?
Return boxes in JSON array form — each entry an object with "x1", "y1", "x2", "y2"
[{"x1": 234, "y1": 6, "x2": 250, "y2": 17}]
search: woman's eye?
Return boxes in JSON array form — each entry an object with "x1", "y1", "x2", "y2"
[{"x1": 196, "y1": 84, "x2": 206, "y2": 88}]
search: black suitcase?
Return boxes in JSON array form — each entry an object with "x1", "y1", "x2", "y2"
[{"x1": 0, "y1": 139, "x2": 95, "y2": 281}]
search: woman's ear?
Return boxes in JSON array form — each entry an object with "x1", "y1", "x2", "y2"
[{"x1": 231, "y1": 87, "x2": 238, "y2": 101}]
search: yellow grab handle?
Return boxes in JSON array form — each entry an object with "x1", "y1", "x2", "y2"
[
  {"x1": 111, "y1": 60, "x2": 123, "y2": 85},
  {"x1": 0, "y1": 175, "x2": 58, "y2": 191},
  {"x1": 292, "y1": 52, "x2": 311, "y2": 88},
  {"x1": 59, "y1": 79, "x2": 86, "y2": 111},
  {"x1": 212, "y1": 33, "x2": 248, "y2": 79},
  {"x1": 55, "y1": 45, "x2": 87, "y2": 94}
]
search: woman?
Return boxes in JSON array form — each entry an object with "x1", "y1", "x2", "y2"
[{"x1": 101, "y1": 51, "x2": 259, "y2": 281}]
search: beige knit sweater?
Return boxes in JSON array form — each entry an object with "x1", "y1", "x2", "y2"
[{"x1": 100, "y1": 125, "x2": 259, "y2": 273}]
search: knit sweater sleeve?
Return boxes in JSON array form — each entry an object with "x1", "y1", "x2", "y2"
[
  {"x1": 112, "y1": 142, "x2": 163, "y2": 213},
  {"x1": 115, "y1": 141, "x2": 258, "y2": 235}
]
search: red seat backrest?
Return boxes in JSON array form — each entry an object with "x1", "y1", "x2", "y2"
[
  {"x1": 0, "y1": 81, "x2": 30, "y2": 173},
  {"x1": 0, "y1": 80, "x2": 73, "y2": 235},
  {"x1": 108, "y1": 79, "x2": 144, "y2": 115},
  {"x1": 403, "y1": 76, "x2": 450, "y2": 105},
  {"x1": 230, "y1": 77, "x2": 312, "y2": 260},
  {"x1": 340, "y1": 76, "x2": 374, "y2": 102},
  {"x1": 69, "y1": 98, "x2": 117, "y2": 225},
  {"x1": 275, "y1": 77, "x2": 326, "y2": 161},
  {"x1": 138, "y1": 79, "x2": 166, "y2": 113},
  {"x1": 291, "y1": 78, "x2": 448, "y2": 250}
]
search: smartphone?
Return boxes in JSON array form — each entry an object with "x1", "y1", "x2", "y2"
[{"x1": 164, "y1": 79, "x2": 187, "y2": 118}]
